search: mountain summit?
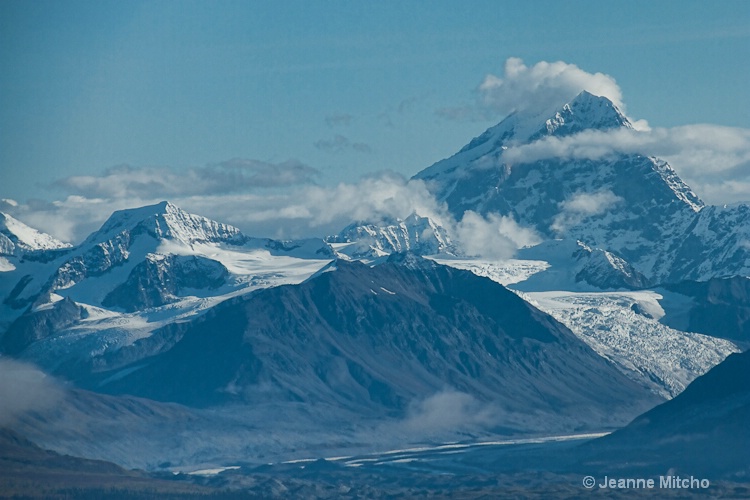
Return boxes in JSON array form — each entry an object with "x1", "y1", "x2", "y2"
[
  {"x1": 540, "y1": 90, "x2": 632, "y2": 136},
  {"x1": 83, "y1": 201, "x2": 244, "y2": 248},
  {"x1": 0, "y1": 212, "x2": 71, "y2": 257},
  {"x1": 413, "y1": 91, "x2": 749, "y2": 283},
  {"x1": 417, "y1": 91, "x2": 634, "y2": 183}
]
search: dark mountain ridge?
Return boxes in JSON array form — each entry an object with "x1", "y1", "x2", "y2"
[
  {"x1": 580, "y1": 349, "x2": 750, "y2": 479},
  {"x1": 79, "y1": 254, "x2": 660, "y2": 435}
]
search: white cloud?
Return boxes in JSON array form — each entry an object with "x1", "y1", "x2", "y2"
[
  {"x1": 400, "y1": 390, "x2": 496, "y2": 434},
  {"x1": 501, "y1": 127, "x2": 640, "y2": 164},
  {"x1": 698, "y1": 181, "x2": 750, "y2": 206},
  {"x1": 3, "y1": 167, "x2": 550, "y2": 260},
  {"x1": 502, "y1": 125, "x2": 750, "y2": 170},
  {"x1": 4, "y1": 196, "x2": 112, "y2": 243},
  {"x1": 52, "y1": 160, "x2": 320, "y2": 201},
  {"x1": 500, "y1": 124, "x2": 750, "y2": 205},
  {"x1": 551, "y1": 190, "x2": 623, "y2": 235},
  {"x1": 454, "y1": 211, "x2": 541, "y2": 259},
  {"x1": 561, "y1": 190, "x2": 623, "y2": 215},
  {"x1": 479, "y1": 58, "x2": 624, "y2": 117},
  {"x1": 436, "y1": 57, "x2": 653, "y2": 131},
  {"x1": 4, "y1": 171, "x2": 449, "y2": 243},
  {"x1": 0, "y1": 358, "x2": 64, "y2": 426},
  {"x1": 623, "y1": 126, "x2": 750, "y2": 205}
]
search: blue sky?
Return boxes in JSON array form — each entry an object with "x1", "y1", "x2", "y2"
[{"x1": 2, "y1": 1, "x2": 749, "y2": 241}]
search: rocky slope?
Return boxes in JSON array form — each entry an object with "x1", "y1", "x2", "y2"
[
  {"x1": 582, "y1": 349, "x2": 750, "y2": 479},
  {"x1": 77, "y1": 254, "x2": 660, "y2": 436},
  {"x1": 657, "y1": 276, "x2": 750, "y2": 347}
]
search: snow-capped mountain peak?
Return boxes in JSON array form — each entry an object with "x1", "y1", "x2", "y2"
[
  {"x1": 85, "y1": 201, "x2": 244, "y2": 247},
  {"x1": 538, "y1": 90, "x2": 632, "y2": 139},
  {"x1": 417, "y1": 91, "x2": 632, "y2": 182},
  {"x1": 1, "y1": 202, "x2": 250, "y2": 311},
  {"x1": 410, "y1": 88, "x2": 740, "y2": 282},
  {"x1": 0, "y1": 212, "x2": 71, "y2": 256}
]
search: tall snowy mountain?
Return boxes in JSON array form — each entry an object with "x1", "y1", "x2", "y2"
[
  {"x1": 39, "y1": 201, "x2": 244, "y2": 302},
  {"x1": 414, "y1": 91, "x2": 749, "y2": 283}
]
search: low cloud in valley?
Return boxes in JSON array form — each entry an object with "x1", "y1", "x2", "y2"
[{"x1": 0, "y1": 358, "x2": 64, "y2": 427}]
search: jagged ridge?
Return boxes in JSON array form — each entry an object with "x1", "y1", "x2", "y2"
[{"x1": 328, "y1": 213, "x2": 455, "y2": 260}]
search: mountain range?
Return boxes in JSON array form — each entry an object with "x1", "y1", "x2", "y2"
[{"x1": 0, "y1": 89, "x2": 748, "y2": 494}]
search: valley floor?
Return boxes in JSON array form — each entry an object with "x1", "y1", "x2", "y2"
[
  {"x1": 7, "y1": 433, "x2": 748, "y2": 499},
  {"x1": 176, "y1": 436, "x2": 750, "y2": 499}
]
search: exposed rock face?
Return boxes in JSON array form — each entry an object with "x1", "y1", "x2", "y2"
[
  {"x1": 1, "y1": 297, "x2": 86, "y2": 355},
  {"x1": 46, "y1": 201, "x2": 243, "y2": 294},
  {"x1": 102, "y1": 254, "x2": 229, "y2": 312},
  {"x1": 659, "y1": 276, "x2": 750, "y2": 346},
  {"x1": 514, "y1": 239, "x2": 651, "y2": 291}
]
